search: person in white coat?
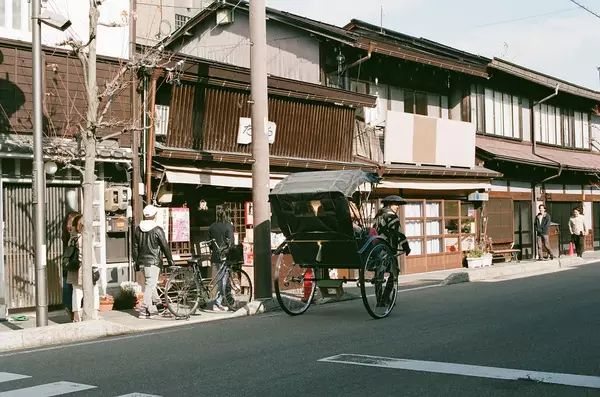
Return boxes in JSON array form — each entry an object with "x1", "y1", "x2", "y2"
[{"x1": 568, "y1": 208, "x2": 588, "y2": 258}]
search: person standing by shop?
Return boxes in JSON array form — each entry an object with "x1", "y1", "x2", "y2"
[
  {"x1": 133, "y1": 205, "x2": 174, "y2": 319},
  {"x1": 62, "y1": 211, "x2": 80, "y2": 321},
  {"x1": 568, "y1": 207, "x2": 588, "y2": 258},
  {"x1": 208, "y1": 208, "x2": 234, "y2": 312},
  {"x1": 534, "y1": 204, "x2": 554, "y2": 260},
  {"x1": 66, "y1": 215, "x2": 100, "y2": 321}
]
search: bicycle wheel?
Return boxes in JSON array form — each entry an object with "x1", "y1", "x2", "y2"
[
  {"x1": 359, "y1": 243, "x2": 398, "y2": 319},
  {"x1": 165, "y1": 267, "x2": 201, "y2": 317},
  {"x1": 224, "y1": 269, "x2": 252, "y2": 311},
  {"x1": 274, "y1": 253, "x2": 315, "y2": 316}
]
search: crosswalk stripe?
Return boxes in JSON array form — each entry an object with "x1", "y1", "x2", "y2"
[
  {"x1": 0, "y1": 381, "x2": 96, "y2": 396},
  {"x1": 0, "y1": 373, "x2": 30, "y2": 384},
  {"x1": 319, "y1": 354, "x2": 600, "y2": 389},
  {"x1": 114, "y1": 393, "x2": 162, "y2": 397}
]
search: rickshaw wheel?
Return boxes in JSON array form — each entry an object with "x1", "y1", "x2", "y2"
[
  {"x1": 274, "y1": 253, "x2": 315, "y2": 315},
  {"x1": 359, "y1": 243, "x2": 398, "y2": 319}
]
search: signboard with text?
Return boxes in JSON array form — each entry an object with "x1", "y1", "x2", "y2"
[
  {"x1": 170, "y1": 207, "x2": 190, "y2": 242},
  {"x1": 237, "y1": 117, "x2": 276, "y2": 145}
]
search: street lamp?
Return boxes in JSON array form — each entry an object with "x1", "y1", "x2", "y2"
[{"x1": 32, "y1": 0, "x2": 71, "y2": 327}]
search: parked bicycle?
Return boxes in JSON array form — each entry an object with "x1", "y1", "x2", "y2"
[{"x1": 164, "y1": 239, "x2": 252, "y2": 318}]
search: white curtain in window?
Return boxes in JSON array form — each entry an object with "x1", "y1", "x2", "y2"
[
  {"x1": 512, "y1": 96, "x2": 520, "y2": 139},
  {"x1": 441, "y1": 95, "x2": 449, "y2": 119},
  {"x1": 541, "y1": 104, "x2": 549, "y2": 143},
  {"x1": 574, "y1": 111, "x2": 584, "y2": 148},
  {"x1": 405, "y1": 203, "x2": 422, "y2": 218},
  {"x1": 405, "y1": 221, "x2": 422, "y2": 237},
  {"x1": 427, "y1": 94, "x2": 441, "y2": 118},
  {"x1": 533, "y1": 104, "x2": 541, "y2": 141},
  {"x1": 426, "y1": 238, "x2": 442, "y2": 254},
  {"x1": 426, "y1": 220, "x2": 441, "y2": 235},
  {"x1": 484, "y1": 88, "x2": 494, "y2": 134},
  {"x1": 548, "y1": 105, "x2": 556, "y2": 145},
  {"x1": 522, "y1": 98, "x2": 531, "y2": 142},
  {"x1": 493, "y1": 91, "x2": 503, "y2": 135},
  {"x1": 503, "y1": 93, "x2": 512, "y2": 138},
  {"x1": 409, "y1": 239, "x2": 423, "y2": 255},
  {"x1": 425, "y1": 202, "x2": 440, "y2": 217},
  {"x1": 583, "y1": 113, "x2": 590, "y2": 149}
]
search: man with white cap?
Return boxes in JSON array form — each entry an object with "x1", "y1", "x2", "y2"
[{"x1": 133, "y1": 204, "x2": 174, "y2": 318}]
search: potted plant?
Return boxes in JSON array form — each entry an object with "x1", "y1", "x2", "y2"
[
  {"x1": 114, "y1": 281, "x2": 142, "y2": 310},
  {"x1": 99, "y1": 294, "x2": 114, "y2": 312},
  {"x1": 466, "y1": 239, "x2": 493, "y2": 268}
]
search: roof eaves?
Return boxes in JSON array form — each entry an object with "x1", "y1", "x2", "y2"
[{"x1": 490, "y1": 58, "x2": 600, "y2": 102}]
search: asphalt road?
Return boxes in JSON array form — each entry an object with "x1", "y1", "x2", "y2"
[{"x1": 1, "y1": 262, "x2": 599, "y2": 397}]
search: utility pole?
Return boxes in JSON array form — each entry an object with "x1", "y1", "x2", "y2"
[
  {"x1": 32, "y1": 0, "x2": 48, "y2": 327},
  {"x1": 249, "y1": 0, "x2": 272, "y2": 299}
]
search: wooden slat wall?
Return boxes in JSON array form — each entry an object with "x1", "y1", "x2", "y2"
[
  {"x1": 167, "y1": 84, "x2": 355, "y2": 163},
  {"x1": 0, "y1": 41, "x2": 132, "y2": 146},
  {"x1": 486, "y1": 198, "x2": 514, "y2": 244}
]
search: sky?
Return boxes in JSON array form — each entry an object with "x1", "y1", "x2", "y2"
[{"x1": 266, "y1": 0, "x2": 600, "y2": 91}]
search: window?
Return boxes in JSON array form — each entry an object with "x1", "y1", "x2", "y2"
[
  {"x1": 175, "y1": 14, "x2": 190, "y2": 30},
  {"x1": 0, "y1": 0, "x2": 30, "y2": 31},
  {"x1": 533, "y1": 105, "x2": 590, "y2": 149},
  {"x1": 403, "y1": 89, "x2": 447, "y2": 118},
  {"x1": 472, "y1": 85, "x2": 523, "y2": 139},
  {"x1": 404, "y1": 199, "x2": 476, "y2": 256}
]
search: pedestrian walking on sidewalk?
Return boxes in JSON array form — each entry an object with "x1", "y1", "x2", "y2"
[
  {"x1": 208, "y1": 208, "x2": 234, "y2": 312},
  {"x1": 534, "y1": 204, "x2": 554, "y2": 260},
  {"x1": 62, "y1": 211, "x2": 80, "y2": 321},
  {"x1": 133, "y1": 205, "x2": 174, "y2": 319},
  {"x1": 568, "y1": 208, "x2": 587, "y2": 258},
  {"x1": 66, "y1": 215, "x2": 100, "y2": 321}
]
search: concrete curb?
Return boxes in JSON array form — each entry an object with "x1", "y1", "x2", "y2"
[{"x1": 0, "y1": 320, "x2": 135, "y2": 352}]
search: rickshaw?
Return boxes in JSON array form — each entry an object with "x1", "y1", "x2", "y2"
[{"x1": 270, "y1": 170, "x2": 402, "y2": 319}]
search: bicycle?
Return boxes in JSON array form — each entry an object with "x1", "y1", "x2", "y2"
[{"x1": 164, "y1": 239, "x2": 253, "y2": 318}]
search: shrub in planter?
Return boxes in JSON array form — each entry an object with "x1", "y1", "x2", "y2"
[{"x1": 114, "y1": 281, "x2": 142, "y2": 310}]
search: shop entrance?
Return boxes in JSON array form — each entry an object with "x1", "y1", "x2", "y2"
[
  {"x1": 547, "y1": 202, "x2": 580, "y2": 254},
  {"x1": 513, "y1": 201, "x2": 533, "y2": 259}
]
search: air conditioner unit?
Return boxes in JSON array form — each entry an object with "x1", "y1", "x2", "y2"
[{"x1": 216, "y1": 9, "x2": 234, "y2": 25}]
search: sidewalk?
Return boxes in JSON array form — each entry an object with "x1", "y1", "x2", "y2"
[{"x1": 1, "y1": 251, "x2": 599, "y2": 353}]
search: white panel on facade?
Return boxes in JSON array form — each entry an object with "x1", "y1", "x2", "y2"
[
  {"x1": 522, "y1": 98, "x2": 531, "y2": 142},
  {"x1": 583, "y1": 114, "x2": 590, "y2": 149},
  {"x1": 491, "y1": 180, "x2": 509, "y2": 192},
  {"x1": 541, "y1": 104, "x2": 548, "y2": 143},
  {"x1": 384, "y1": 111, "x2": 414, "y2": 164},
  {"x1": 435, "y1": 117, "x2": 476, "y2": 168},
  {"x1": 509, "y1": 181, "x2": 532, "y2": 193},
  {"x1": 548, "y1": 105, "x2": 556, "y2": 145},
  {"x1": 565, "y1": 185, "x2": 582, "y2": 195},
  {"x1": 533, "y1": 104, "x2": 541, "y2": 142},
  {"x1": 484, "y1": 88, "x2": 494, "y2": 134}
]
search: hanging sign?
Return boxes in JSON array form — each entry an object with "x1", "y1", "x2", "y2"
[
  {"x1": 170, "y1": 207, "x2": 190, "y2": 242},
  {"x1": 237, "y1": 117, "x2": 276, "y2": 145},
  {"x1": 467, "y1": 192, "x2": 489, "y2": 201}
]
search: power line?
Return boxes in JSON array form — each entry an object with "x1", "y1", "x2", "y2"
[
  {"x1": 475, "y1": 7, "x2": 577, "y2": 28},
  {"x1": 568, "y1": 0, "x2": 600, "y2": 19}
]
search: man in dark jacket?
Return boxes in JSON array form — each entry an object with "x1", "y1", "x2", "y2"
[
  {"x1": 208, "y1": 208, "x2": 234, "y2": 312},
  {"x1": 133, "y1": 205, "x2": 174, "y2": 318},
  {"x1": 534, "y1": 204, "x2": 554, "y2": 260},
  {"x1": 373, "y1": 195, "x2": 410, "y2": 307}
]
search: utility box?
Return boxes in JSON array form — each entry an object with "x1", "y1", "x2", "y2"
[
  {"x1": 104, "y1": 186, "x2": 129, "y2": 212},
  {"x1": 106, "y1": 215, "x2": 129, "y2": 233}
]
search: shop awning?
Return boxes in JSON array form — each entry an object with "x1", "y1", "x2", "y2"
[
  {"x1": 477, "y1": 136, "x2": 600, "y2": 171},
  {"x1": 163, "y1": 166, "x2": 287, "y2": 189},
  {"x1": 379, "y1": 180, "x2": 492, "y2": 191}
]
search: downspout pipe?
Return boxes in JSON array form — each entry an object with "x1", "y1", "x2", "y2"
[
  {"x1": 531, "y1": 83, "x2": 562, "y2": 259},
  {"x1": 341, "y1": 48, "x2": 372, "y2": 74}
]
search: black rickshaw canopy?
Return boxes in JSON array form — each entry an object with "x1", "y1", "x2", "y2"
[{"x1": 270, "y1": 170, "x2": 380, "y2": 198}]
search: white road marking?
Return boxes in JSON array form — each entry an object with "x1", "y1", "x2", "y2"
[
  {"x1": 0, "y1": 381, "x2": 96, "y2": 396},
  {"x1": 0, "y1": 373, "x2": 30, "y2": 384},
  {"x1": 114, "y1": 393, "x2": 162, "y2": 397},
  {"x1": 319, "y1": 354, "x2": 600, "y2": 390}
]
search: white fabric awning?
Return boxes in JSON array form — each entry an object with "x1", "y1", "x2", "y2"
[
  {"x1": 378, "y1": 181, "x2": 492, "y2": 191},
  {"x1": 164, "y1": 166, "x2": 287, "y2": 189}
]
